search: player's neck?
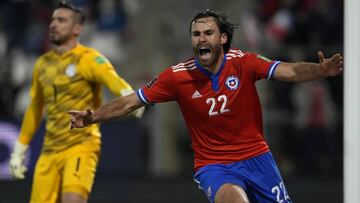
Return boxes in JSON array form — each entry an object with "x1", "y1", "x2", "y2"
[{"x1": 53, "y1": 39, "x2": 78, "y2": 55}]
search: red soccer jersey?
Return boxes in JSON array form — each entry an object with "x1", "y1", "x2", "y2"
[{"x1": 137, "y1": 49, "x2": 281, "y2": 171}]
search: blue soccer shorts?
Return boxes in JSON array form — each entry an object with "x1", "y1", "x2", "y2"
[{"x1": 193, "y1": 152, "x2": 292, "y2": 203}]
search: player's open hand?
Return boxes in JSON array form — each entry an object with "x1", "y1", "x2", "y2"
[
  {"x1": 68, "y1": 109, "x2": 93, "y2": 129},
  {"x1": 318, "y1": 51, "x2": 344, "y2": 77}
]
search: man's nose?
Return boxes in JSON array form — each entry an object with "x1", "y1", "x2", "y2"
[
  {"x1": 49, "y1": 21, "x2": 57, "y2": 29},
  {"x1": 198, "y1": 33, "x2": 207, "y2": 42}
]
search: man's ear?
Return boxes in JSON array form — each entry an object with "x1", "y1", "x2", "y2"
[
  {"x1": 221, "y1": 33, "x2": 228, "y2": 45},
  {"x1": 74, "y1": 24, "x2": 83, "y2": 36}
]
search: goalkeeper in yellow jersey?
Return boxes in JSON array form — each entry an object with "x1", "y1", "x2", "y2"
[{"x1": 8, "y1": 1, "x2": 144, "y2": 203}]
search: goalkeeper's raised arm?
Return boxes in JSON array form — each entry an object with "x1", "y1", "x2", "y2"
[{"x1": 69, "y1": 92, "x2": 144, "y2": 129}]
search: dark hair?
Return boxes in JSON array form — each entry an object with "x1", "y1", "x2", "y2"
[
  {"x1": 190, "y1": 9, "x2": 238, "y2": 53},
  {"x1": 56, "y1": 0, "x2": 85, "y2": 25}
]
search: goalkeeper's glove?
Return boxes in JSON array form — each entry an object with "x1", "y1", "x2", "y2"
[
  {"x1": 9, "y1": 140, "x2": 29, "y2": 179},
  {"x1": 133, "y1": 106, "x2": 145, "y2": 119}
]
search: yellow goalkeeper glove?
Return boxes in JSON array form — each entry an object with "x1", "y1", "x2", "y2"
[{"x1": 9, "y1": 140, "x2": 29, "y2": 179}]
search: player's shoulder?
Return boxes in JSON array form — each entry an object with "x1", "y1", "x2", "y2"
[
  {"x1": 170, "y1": 57, "x2": 196, "y2": 73},
  {"x1": 35, "y1": 50, "x2": 55, "y2": 68},
  {"x1": 76, "y1": 44, "x2": 111, "y2": 65},
  {"x1": 38, "y1": 49, "x2": 55, "y2": 59},
  {"x1": 227, "y1": 48, "x2": 267, "y2": 65},
  {"x1": 226, "y1": 48, "x2": 248, "y2": 61},
  {"x1": 76, "y1": 44, "x2": 101, "y2": 57}
]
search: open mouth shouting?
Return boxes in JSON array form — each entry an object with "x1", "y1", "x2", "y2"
[{"x1": 198, "y1": 46, "x2": 212, "y2": 62}]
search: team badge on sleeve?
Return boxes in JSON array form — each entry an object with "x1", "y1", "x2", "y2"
[
  {"x1": 256, "y1": 55, "x2": 271, "y2": 62},
  {"x1": 146, "y1": 75, "x2": 159, "y2": 88},
  {"x1": 95, "y1": 56, "x2": 108, "y2": 64},
  {"x1": 225, "y1": 75, "x2": 240, "y2": 90}
]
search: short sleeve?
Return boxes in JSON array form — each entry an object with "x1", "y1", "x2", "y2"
[
  {"x1": 137, "y1": 68, "x2": 176, "y2": 104},
  {"x1": 243, "y1": 52, "x2": 281, "y2": 81}
]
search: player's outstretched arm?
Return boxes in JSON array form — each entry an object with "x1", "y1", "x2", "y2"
[
  {"x1": 273, "y1": 51, "x2": 343, "y2": 82},
  {"x1": 68, "y1": 93, "x2": 144, "y2": 129}
]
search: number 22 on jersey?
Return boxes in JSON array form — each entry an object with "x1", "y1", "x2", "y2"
[{"x1": 206, "y1": 95, "x2": 230, "y2": 116}]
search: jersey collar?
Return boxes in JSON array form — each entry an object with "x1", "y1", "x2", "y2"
[
  {"x1": 194, "y1": 54, "x2": 227, "y2": 91},
  {"x1": 53, "y1": 44, "x2": 83, "y2": 58}
]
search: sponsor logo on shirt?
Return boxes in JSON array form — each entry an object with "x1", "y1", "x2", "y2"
[
  {"x1": 207, "y1": 186, "x2": 212, "y2": 198},
  {"x1": 191, "y1": 90, "x2": 202, "y2": 99},
  {"x1": 225, "y1": 75, "x2": 240, "y2": 90}
]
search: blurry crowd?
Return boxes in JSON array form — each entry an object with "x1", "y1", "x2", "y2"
[
  {"x1": 241, "y1": 0, "x2": 343, "y2": 176},
  {"x1": 0, "y1": 0, "x2": 343, "y2": 178}
]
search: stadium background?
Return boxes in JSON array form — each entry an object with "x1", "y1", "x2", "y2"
[{"x1": 0, "y1": 0, "x2": 343, "y2": 202}]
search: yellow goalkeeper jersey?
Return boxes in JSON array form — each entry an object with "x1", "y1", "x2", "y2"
[{"x1": 18, "y1": 44, "x2": 133, "y2": 153}]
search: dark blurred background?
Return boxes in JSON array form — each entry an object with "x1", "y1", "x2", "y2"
[{"x1": 0, "y1": 0, "x2": 343, "y2": 202}]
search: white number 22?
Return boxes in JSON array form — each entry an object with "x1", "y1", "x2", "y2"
[
  {"x1": 206, "y1": 95, "x2": 230, "y2": 116},
  {"x1": 271, "y1": 181, "x2": 291, "y2": 203}
]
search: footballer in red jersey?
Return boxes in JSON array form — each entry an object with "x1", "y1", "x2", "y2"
[
  {"x1": 69, "y1": 9, "x2": 343, "y2": 203},
  {"x1": 137, "y1": 50, "x2": 280, "y2": 171}
]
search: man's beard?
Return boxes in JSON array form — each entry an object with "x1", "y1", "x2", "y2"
[
  {"x1": 194, "y1": 44, "x2": 222, "y2": 67},
  {"x1": 50, "y1": 34, "x2": 70, "y2": 46}
]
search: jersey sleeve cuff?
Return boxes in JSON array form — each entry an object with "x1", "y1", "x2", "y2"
[
  {"x1": 137, "y1": 88, "x2": 151, "y2": 105},
  {"x1": 267, "y1": 61, "x2": 281, "y2": 80}
]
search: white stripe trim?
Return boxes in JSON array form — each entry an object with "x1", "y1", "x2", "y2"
[
  {"x1": 173, "y1": 66, "x2": 197, "y2": 72},
  {"x1": 267, "y1": 61, "x2": 281, "y2": 80},
  {"x1": 228, "y1": 49, "x2": 245, "y2": 56},
  {"x1": 172, "y1": 60, "x2": 195, "y2": 69},
  {"x1": 226, "y1": 53, "x2": 245, "y2": 59},
  {"x1": 172, "y1": 62, "x2": 195, "y2": 70},
  {"x1": 226, "y1": 56, "x2": 243, "y2": 60},
  {"x1": 227, "y1": 53, "x2": 239, "y2": 57},
  {"x1": 227, "y1": 54, "x2": 242, "y2": 58},
  {"x1": 193, "y1": 178, "x2": 203, "y2": 190},
  {"x1": 137, "y1": 89, "x2": 149, "y2": 104}
]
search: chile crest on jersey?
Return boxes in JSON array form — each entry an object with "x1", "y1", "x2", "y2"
[{"x1": 225, "y1": 75, "x2": 240, "y2": 90}]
